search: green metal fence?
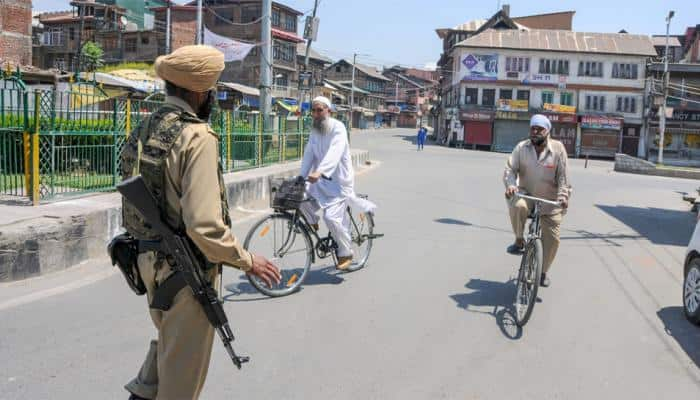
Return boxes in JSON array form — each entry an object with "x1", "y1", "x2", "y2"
[{"x1": 0, "y1": 85, "x2": 310, "y2": 204}]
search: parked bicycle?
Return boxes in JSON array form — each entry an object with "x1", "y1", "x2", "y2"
[
  {"x1": 512, "y1": 192, "x2": 561, "y2": 327},
  {"x1": 243, "y1": 177, "x2": 383, "y2": 297}
]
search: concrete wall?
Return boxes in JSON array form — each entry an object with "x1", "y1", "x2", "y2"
[
  {"x1": 614, "y1": 153, "x2": 700, "y2": 179},
  {"x1": 0, "y1": 150, "x2": 371, "y2": 282}
]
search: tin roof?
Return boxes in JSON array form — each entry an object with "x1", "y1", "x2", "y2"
[
  {"x1": 457, "y1": 29, "x2": 657, "y2": 56},
  {"x1": 651, "y1": 36, "x2": 682, "y2": 47}
]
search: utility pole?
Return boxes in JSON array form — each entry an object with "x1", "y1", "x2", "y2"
[
  {"x1": 260, "y1": 0, "x2": 272, "y2": 129},
  {"x1": 75, "y1": 3, "x2": 85, "y2": 74},
  {"x1": 165, "y1": 3, "x2": 171, "y2": 54},
  {"x1": 658, "y1": 10, "x2": 674, "y2": 165},
  {"x1": 196, "y1": 0, "x2": 203, "y2": 45},
  {"x1": 349, "y1": 53, "x2": 357, "y2": 130},
  {"x1": 303, "y1": 0, "x2": 320, "y2": 71},
  {"x1": 299, "y1": 0, "x2": 319, "y2": 108}
]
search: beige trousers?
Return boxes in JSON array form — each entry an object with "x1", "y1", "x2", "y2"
[
  {"x1": 508, "y1": 197, "x2": 563, "y2": 274},
  {"x1": 125, "y1": 252, "x2": 217, "y2": 400}
]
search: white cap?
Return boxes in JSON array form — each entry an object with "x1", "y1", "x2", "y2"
[
  {"x1": 312, "y1": 96, "x2": 332, "y2": 109},
  {"x1": 530, "y1": 114, "x2": 551, "y2": 131}
]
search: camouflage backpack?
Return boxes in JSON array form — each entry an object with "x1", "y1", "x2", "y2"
[{"x1": 120, "y1": 104, "x2": 231, "y2": 243}]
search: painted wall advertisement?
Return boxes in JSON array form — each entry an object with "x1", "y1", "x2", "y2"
[
  {"x1": 460, "y1": 53, "x2": 498, "y2": 81},
  {"x1": 543, "y1": 103, "x2": 576, "y2": 114},
  {"x1": 497, "y1": 99, "x2": 529, "y2": 112},
  {"x1": 581, "y1": 116, "x2": 623, "y2": 130}
]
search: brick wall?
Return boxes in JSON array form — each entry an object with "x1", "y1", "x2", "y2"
[
  {"x1": 169, "y1": 10, "x2": 196, "y2": 51},
  {"x1": 0, "y1": 0, "x2": 32, "y2": 65}
]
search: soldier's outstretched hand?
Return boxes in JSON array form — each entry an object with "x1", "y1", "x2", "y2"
[{"x1": 248, "y1": 254, "x2": 282, "y2": 287}]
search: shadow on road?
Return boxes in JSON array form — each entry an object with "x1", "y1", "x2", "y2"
[
  {"x1": 223, "y1": 266, "x2": 345, "y2": 302},
  {"x1": 596, "y1": 204, "x2": 695, "y2": 247},
  {"x1": 392, "y1": 134, "x2": 440, "y2": 148},
  {"x1": 435, "y1": 218, "x2": 512, "y2": 234},
  {"x1": 657, "y1": 306, "x2": 700, "y2": 370},
  {"x1": 560, "y1": 229, "x2": 643, "y2": 247},
  {"x1": 450, "y1": 278, "x2": 523, "y2": 340}
]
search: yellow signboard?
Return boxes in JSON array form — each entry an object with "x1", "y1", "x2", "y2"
[
  {"x1": 543, "y1": 103, "x2": 576, "y2": 114},
  {"x1": 497, "y1": 99, "x2": 529, "y2": 112}
]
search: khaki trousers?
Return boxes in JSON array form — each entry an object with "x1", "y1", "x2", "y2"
[
  {"x1": 125, "y1": 252, "x2": 217, "y2": 400},
  {"x1": 508, "y1": 197, "x2": 563, "y2": 274}
]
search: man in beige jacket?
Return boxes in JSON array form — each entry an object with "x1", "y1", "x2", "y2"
[
  {"x1": 504, "y1": 114, "x2": 572, "y2": 287},
  {"x1": 121, "y1": 45, "x2": 281, "y2": 400}
]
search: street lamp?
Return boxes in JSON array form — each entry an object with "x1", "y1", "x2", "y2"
[{"x1": 658, "y1": 10, "x2": 674, "y2": 165}]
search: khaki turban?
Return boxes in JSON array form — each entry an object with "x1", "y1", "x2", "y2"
[{"x1": 155, "y1": 45, "x2": 224, "y2": 92}]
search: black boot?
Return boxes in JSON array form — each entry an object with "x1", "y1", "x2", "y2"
[{"x1": 540, "y1": 273, "x2": 550, "y2": 288}]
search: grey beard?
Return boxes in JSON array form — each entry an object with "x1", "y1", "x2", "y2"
[{"x1": 313, "y1": 117, "x2": 332, "y2": 134}]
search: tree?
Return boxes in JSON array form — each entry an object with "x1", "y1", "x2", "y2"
[{"x1": 81, "y1": 41, "x2": 104, "y2": 72}]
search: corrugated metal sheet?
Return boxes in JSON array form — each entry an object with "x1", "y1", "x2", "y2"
[
  {"x1": 457, "y1": 29, "x2": 657, "y2": 56},
  {"x1": 651, "y1": 36, "x2": 682, "y2": 47},
  {"x1": 454, "y1": 19, "x2": 487, "y2": 31}
]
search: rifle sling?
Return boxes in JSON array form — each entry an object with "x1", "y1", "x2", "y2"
[{"x1": 150, "y1": 271, "x2": 188, "y2": 311}]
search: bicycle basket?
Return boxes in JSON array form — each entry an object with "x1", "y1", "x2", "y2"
[{"x1": 271, "y1": 178, "x2": 305, "y2": 210}]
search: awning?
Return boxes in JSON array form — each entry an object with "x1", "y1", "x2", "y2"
[
  {"x1": 276, "y1": 99, "x2": 299, "y2": 113},
  {"x1": 218, "y1": 81, "x2": 260, "y2": 97},
  {"x1": 272, "y1": 27, "x2": 304, "y2": 43}
]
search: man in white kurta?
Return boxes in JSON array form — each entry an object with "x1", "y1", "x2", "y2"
[{"x1": 299, "y1": 96, "x2": 372, "y2": 270}]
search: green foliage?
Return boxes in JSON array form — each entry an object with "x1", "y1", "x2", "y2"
[{"x1": 81, "y1": 42, "x2": 104, "y2": 72}]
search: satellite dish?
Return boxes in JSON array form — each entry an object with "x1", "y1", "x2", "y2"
[{"x1": 120, "y1": 16, "x2": 127, "y2": 25}]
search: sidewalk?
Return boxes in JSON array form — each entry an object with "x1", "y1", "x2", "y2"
[{"x1": 0, "y1": 149, "x2": 373, "y2": 282}]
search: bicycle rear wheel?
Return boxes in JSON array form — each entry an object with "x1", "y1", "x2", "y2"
[
  {"x1": 243, "y1": 213, "x2": 313, "y2": 297},
  {"x1": 344, "y1": 211, "x2": 375, "y2": 272},
  {"x1": 514, "y1": 238, "x2": 543, "y2": 327}
]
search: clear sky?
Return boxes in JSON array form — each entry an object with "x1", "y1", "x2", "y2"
[{"x1": 31, "y1": 0, "x2": 698, "y2": 70}]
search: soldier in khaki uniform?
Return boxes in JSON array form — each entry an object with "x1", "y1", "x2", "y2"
[
  {"x1": 504, "y1": 114, "x2": 572, "y2": 288},
  {"x1": 121, "y1": 45, "x2": 281, "y2": 400}
]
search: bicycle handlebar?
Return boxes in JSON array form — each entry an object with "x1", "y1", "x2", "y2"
[{"x1": 515, "y1": 193, "x2": 561, "y2": 206}]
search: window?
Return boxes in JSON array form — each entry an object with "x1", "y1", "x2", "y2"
[
  {"x1": 335, "y1": 65, "x2": 341, "y2": 73},
  {"x1": 482, "y1": 89, "x2": 496, "y2": 106},
  {"x1": 69, "y1": 27, "x2": 75, "y2": 41},
  {"x1": 275, "y1": 73, "x2": 288, "y2": 87},
  {"x1": 578, "y1": 61, "x2": 604, "y2": 77},
  {"x1": 505, "y1": 57, "x2": 530, "y2": 72},
  {"x1": 141, "y1": 36, "x2": 149, "y2": 45},
  {"x1": 273, "y1": 41, "x2": 295, "y2": 62},
  {"x1": 517, "y1": 90, "x2": 530, "y2": 101},
  {"x1": 616, "y1": 96, "x2": 637, "y2": 113},
  {"x1": 242, "y1": 5, "x2": 261, "y2": 22},
  {"x1": 43, "y1": 28, "x2": 64, "y2": 46},
  {"x1": 541, "y1": 91, "x2": 554, "y2": 105},
  {"x1": 284, "y1": 14, "x2": 296, "y2": 31},
  {"x1": 560, "y1": 92, "x2": 574, "y2": 106},
  {"x1": 125, "y1": 38, "x2": 137, "y2": 53},
  {"x1": 585, "y1": 95, "x2": 606, "y2": 111},
  {"x1": 464, "y1": 88, "x2": 478, "y2": 105},
  {"x1": 612, "y1": 63, "x2": 639, "y2": 79},
  {"x1": 539, "y1": 58, "x2": 569, "y2": 75},
  {"x1": 499, "y1": 89, "x2": 513, "y2": 100},
  {"x1": 53, "y1": 56, "x2": 66, "y2": 70},
  {"x1": 271, "y1": 9, "x2": 280, "y2": 26}
]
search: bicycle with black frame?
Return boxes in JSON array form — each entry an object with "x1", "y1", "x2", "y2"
[
  {"x1": 242, "y1": 176, "x2": 383, "y2": 297},
  {"x1": 512, "y1": 192, "x2": 561, "y2": 327}
]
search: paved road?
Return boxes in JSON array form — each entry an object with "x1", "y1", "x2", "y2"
[{"x1": 2, "y1": 128, "x2": 700, "y2": 399}]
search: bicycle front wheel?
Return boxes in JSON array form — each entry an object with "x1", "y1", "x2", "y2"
[
  {"x1": 514, "y1": 238, "x2": 543, "y2": 327},
  {"x1": 243, "y1": 213, "x2": 313, "y2": 297},
  {"x1": 344, "y1": 211, "x2": 375, "y2": 272}
]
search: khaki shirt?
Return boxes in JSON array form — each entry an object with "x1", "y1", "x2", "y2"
[
  {"x1": 161, "y1": 96, "x2": 254, "y2": 271},
  {"x1": 503, "y1": 138, "x2": 572, "y2": 215}
]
